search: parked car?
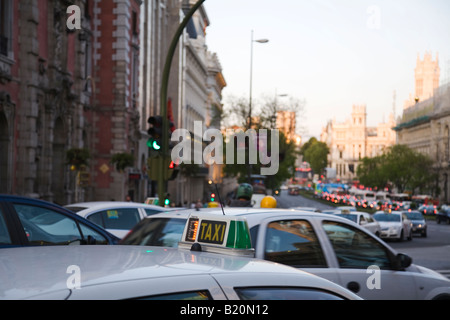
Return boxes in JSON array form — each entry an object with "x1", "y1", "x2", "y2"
[
  {"x1": 121, "y1": 208, "x2": 450, "y2": 300},
  {"x1": 0, "y1": 194, "x2": 119, "y2": 247},
  {"x1": 373, "y1": 211, "x2": 413, "y2": 241},
  {"x1": 404, "y1": 210, "x2": 427, "y2": 237},
  {"x1": 334, "y1": 211, "x2": 381, "y2": 236},
  {"x1": 64, "y1": 201, "x2": 176, "y2": 238},
  {"x1": 436, "y1": 206, "x2": 450, "y2": 224},
  {"x1": 0, "y1": 217, "x2": 361, "y2": 300}
]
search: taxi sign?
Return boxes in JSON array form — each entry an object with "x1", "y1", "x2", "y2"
[{"x1": 179, "y1": 213, "x2": 254, "y2": 257}]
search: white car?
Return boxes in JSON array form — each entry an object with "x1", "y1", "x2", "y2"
[
  {"x1": 0, "y1": 237, "x2": 360, "y2": 300},
  {"x1": 334, "y1": 211, "x2": 381, "y2": 236},
  {"x1": 373, "y1": 211, "x2": 413, "y2": 241},
  {"x1": 121, "y1": 208, "x2": 450, "y2": 300},
  {"x1": 64, "y1": 201, "x2": 176, "y2": 238}
]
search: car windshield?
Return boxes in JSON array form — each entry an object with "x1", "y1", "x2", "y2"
[
  {"x1": 373, "y1": 213, "x2": 400, "y2": 222},
  {"x1": 335, "y1": 214, "x2": 357, "y2": 223},
  {"x1": 405, "y1": 211, "x2": 424, "y2": 220},
  {"x1": 120, "y1": 217, "x2": 186, "y2": 247}
]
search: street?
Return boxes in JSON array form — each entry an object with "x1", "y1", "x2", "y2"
[{"x1": 276, "y1": 190, "x2": 450, "y2": 276}]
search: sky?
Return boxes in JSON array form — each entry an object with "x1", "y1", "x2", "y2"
[{"x1": 202, "y1": 0, "x2": 450, "y2": 139}]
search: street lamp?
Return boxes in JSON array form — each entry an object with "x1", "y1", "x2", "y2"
[
  {"x1": 247, "y1": 31, "x2": 268, "y2": 182},
  {"x1": 248, "y1": 30, "x2": 269, "y2": 129}
]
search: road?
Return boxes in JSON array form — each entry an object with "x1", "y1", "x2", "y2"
[{"x1": 276, "y1": 190, "x2": 450, "y2": 275}]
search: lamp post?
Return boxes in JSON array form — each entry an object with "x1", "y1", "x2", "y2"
[
  {"x1": 248, "y1": 30, "x2": 269, "y2": 129},
  {"x1": 247, "y1": 31, "x2": 268, "y2": 182},
  {"x1": 157, "y1": 0, "x2": 206, "y2": 206}
]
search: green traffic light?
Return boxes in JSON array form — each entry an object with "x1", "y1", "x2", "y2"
[
  {"x1": 147, "y1": 139, "x2": 161, "y2": 150},
  {"x1": 164, "y1": 198, "x2": 170, "y2": 206},
  {"x1": 153, "y1": 141, "x2": 161, "y2": 150}
]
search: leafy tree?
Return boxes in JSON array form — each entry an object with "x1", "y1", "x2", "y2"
[
  {"x1": 220, "y1": 94, "x2": 300, "y2": 190},
  {"x1": 356, "y1": 144, "x2": 436, "y2": 194},
  {"x1": 357, "y1": 155, "x2": 388, "y2": 189},
  {"x1": 300, "y1": 137, "x2": 329, "y2": 175}
]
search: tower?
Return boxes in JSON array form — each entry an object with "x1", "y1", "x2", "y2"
[{"x1": 415, "y1": 52, "x2": 440, "y2": 102}]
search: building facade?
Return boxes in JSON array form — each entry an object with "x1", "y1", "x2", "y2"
[
  {"x1": 0, "y1": 0, "x2": 141, "y2": 204},
  {"x1": 404, "y1": 52, "x2": 440, "y2": 108},
  {"x1": 320, "y1": 105, "x2": 396, "y2": 182},
  {"x1": 0, "y1": 0, "x2": 226, "y2": 205},
  {"x1": 276, "y1": 110, "x2": 296, "y2": 142},
  {"x1": 139, "y1": 0, "x2": 226, "y2": 206},
  {"x1": 395, "y1": 52, "x2": 450, "y2": 203}
]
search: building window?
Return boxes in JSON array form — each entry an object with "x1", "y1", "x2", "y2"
[
  {"x1": 445, "y1": 126, "x2": 449, "y2": 161},
  {"x1": 132, "y1": 11, "x2": 138, "y2": 36},
  {"x1": 0, "y1": 0, "x2": 13, "y2": 58}
]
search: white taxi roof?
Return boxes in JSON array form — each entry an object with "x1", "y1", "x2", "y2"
[
  {"x1": 65, "y1": 201, "x2": 173, "y2": 216},
  {"x1": 140, "y1": 207, "x2": 352, "y2": 228},
  {"x1": 0, "y1": 245, "x2": 360, "y2": 300}
]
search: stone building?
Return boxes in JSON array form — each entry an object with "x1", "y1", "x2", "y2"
[
  {"x1": 320, "y1": 105, "x2": 396, "y2": 182},
  {"x1": 394, "y1": 52, "x2": 450, "y2": 203},
  {"x1": 276, "y1": 110, "x2": 296, "y2": 142},
  {"x1": 0, "y1": 0, "x2": 141, "y2": 204},
  {"x1": 138, "y1": 0, "x2": 226, "y2": 205}
]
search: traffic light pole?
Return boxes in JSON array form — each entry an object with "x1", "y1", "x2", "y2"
[{"x1": 158, "y1": 0, "x2": 206, "y2": 206}]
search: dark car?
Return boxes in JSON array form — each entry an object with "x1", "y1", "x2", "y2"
[
  {"x1": 436, "y1": 206, "x2": 450, "y2": 225},
  {"x1": 404, "y1": 210, "x2": 427, "y2": 237},
  {"x1": 418, "y1": 205, "x2": 437, "y2": 215},
  {"x1": 0, "y1": 194, "x2": 120, "y2": 247}
]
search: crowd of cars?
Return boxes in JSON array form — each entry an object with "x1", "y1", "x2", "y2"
[{"x1": 0, "y1": 193, "x2": 449, "y2": 301}]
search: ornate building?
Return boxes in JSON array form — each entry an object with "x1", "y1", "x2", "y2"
[
  {"x1": 395, "y1": 52, "x2": 450, "y2": 203},
  {"x1": 320, "y1": 105, "x2": 396, "y2": 182},
  {"x1": 0, "y1": 0, "x2": 141, "y2": 204},
  {"x1": 404, "y1": 52, "x2": 440, "y2": 108}
]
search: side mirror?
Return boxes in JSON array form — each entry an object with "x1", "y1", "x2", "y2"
[{"x1": 395, "y1": 253, "x2": 412, "y2": 270}]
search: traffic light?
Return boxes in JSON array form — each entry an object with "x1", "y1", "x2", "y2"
[
  {"x1": 147, "y1": 116, "x2": 163, "y2": 151},
  {"x1": 168, "y1": 160, "x2": 179, "y2": 180},
  {"x1": 164, "y1": 193, "x2": 170, "y2": 207},
  {"x1": 210, "y1": 192, "x2": 216, "y2": 202},
  {"x1": 147, "y1": 115, "x2": 176, "y2": 153}
]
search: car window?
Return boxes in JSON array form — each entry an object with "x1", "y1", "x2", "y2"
[
  {"x1": 137, "y1": 290, "x2": 212, "y2": 300},
  {"x1": 121, "y1": 217, "x2": 187, "y2": 247},
  {"x1": 235, "y1": 287, "x2": 344, "y2": 300},
  {"x1": 88, "y1": 208, "x2": 140, "y2": 230},
  {"x1": 78, "y1": 223, "x2": 108, "y2": 245},
  {"x1": 144, "y1": 208, "x2": 162, "y2": 216},
  {"x1": 373, "y1": 213, "x2": 400, "y2": 222},
  {"x1": 0, "y1": 208, "x2": 12, "y2": 245},
  {"x1": 14, "y1": 204, "x2": 83, "y2": 245},
  {"x1": 264, "y1": 220, "x2": 327, "y2": 268},
  {"x1": 322, "y1": 221, "x2": 392, "y2": 269}
]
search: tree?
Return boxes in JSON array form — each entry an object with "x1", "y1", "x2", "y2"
[
  {"x1": 300, "y1": 137, "x2": 329, "y2": 176},
  {"x1": 221, "y1": 94, "x2": 300, "y2": 189},
  {"x1": 303, "y1": 141, "x2": 329, "y2": 175},
  {"x1": 357, "y1": 155, "x2": 388, "y2": 189},
  {"x1": 356, "y1": 144, "x2": 436, "y2": 194}
]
